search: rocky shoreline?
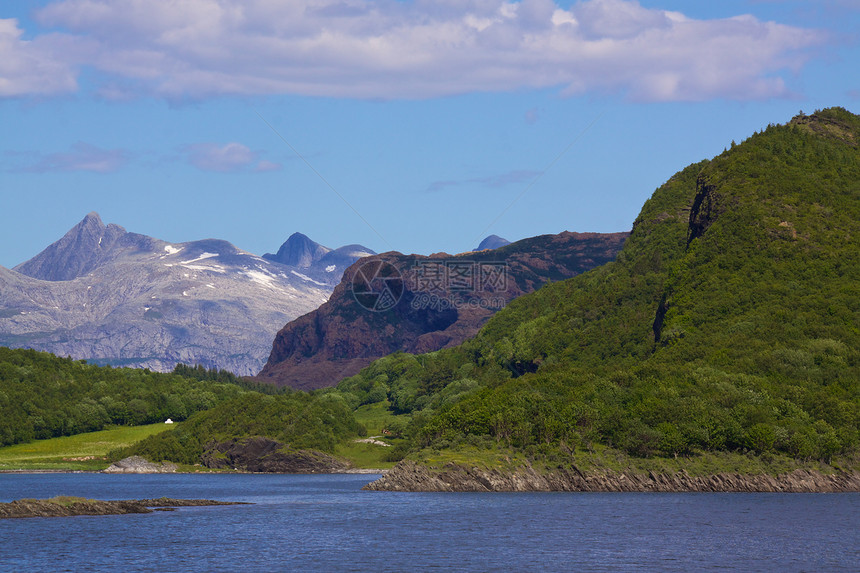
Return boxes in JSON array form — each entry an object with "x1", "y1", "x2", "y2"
[
  {"x1": 363, "y1": 461, "x2": 860, "y2": 493},
  {"x1": 0, "y1": 497, "x2": 247, "y2": 519}
]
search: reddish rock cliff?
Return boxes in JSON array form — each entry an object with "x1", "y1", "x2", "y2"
[{"x1": 256, "y1": 231, "x2": 629, "y2": 389}]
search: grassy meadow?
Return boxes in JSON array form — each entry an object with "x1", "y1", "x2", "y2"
[{"x1": 0, "y1": 423, "x2": 176, "y2": 471}]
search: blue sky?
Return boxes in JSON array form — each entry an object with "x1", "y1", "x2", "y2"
[{"x1": 1, "y1": 0, "x2": 858, "y2": 268}]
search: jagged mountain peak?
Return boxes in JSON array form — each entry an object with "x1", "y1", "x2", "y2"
[
  {"x1": 263, "y1": 232, "x2": 331, "y2": 269},
  {"x1": 13, "y1": 212, "x2": 128, "y2": 281}
]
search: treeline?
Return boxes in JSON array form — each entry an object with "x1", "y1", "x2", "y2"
[
  {"x1": 115, "y1": 392, "x2": 362, "y2": 464},
  {"x1": 0, "y1": 348, "x2": 249, "y2": 447}
]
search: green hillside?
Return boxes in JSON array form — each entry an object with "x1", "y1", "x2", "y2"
[
  {"x1": 333, "y1": 108, "x2": 860, "y2": 469},
  {"x1": 0, "y1": 348, "x2": 251, "y2": 447},
  {"x1": 118, "y1": 392, "x2": 362, "y2": 465}
]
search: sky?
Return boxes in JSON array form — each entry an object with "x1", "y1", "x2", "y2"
[{"x1": 1, "y1": 0, "x2": 859, "y2": 268}]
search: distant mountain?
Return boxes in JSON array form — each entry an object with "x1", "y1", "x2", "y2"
[
  {"x1": 255, "y1": 231, "x2": 629, "y2": 389},
  {"x1": 1, "y1": 214, "x2": 372, "y2": 375},
  {"x1": 14, "y1": 212, "x2": 134, "y2": 281},
  {"x1": 263, "y1": 232, "x2": 330, "y2": 269},
  {"x1": 474, "y1": 235, "x2": 511, "y2": 251},
  {"x1": 264, "y1": 234, "x2": 375, "y2": 286}
]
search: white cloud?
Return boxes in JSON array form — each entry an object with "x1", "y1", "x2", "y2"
[
  {"x1": 9, "y1": 142, "x2": 128, "y2": 173},
  {"x1": 0, "y1": 0, "x2": 825, "y2": 102},
  {"x1": 183, "y1": 142, "x2": 258, "y2": 172},
  {"x1": 0, "y1": 18, "x2": 81, "y2": 96}
]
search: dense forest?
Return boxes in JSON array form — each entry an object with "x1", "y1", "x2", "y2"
[
  {"x1": 328, "y1": 108, "x2": 860, "y2": 466},
  {"x1": 0, "y1": 348, "x2": 251, "y2": 447},
  {"x1": 115, "y1": 392, "x2": 362, "y2": 464}
]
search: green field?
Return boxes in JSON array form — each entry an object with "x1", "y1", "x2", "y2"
[
  {"x1": 332, "y1": 402, "x2": 410, "y2": 469},
  {"x1": 0, "y1": 423, "x2": 176, "y2": 471}
]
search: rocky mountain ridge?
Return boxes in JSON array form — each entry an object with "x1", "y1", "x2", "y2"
[
  {"x1": 0, "y1": 213, "x2": 373, "y2": 375},
  {"x1": 262, "y1": 232, "x2": 376, "y2": 286}
]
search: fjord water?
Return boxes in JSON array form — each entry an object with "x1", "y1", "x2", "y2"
[{"x1": 1, "y1": 474, "x2": 857, "y2": 572}]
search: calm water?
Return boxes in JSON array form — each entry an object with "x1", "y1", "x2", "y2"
[{"x1": 0, "y1": 473, "x2": 857, "y2": 572}]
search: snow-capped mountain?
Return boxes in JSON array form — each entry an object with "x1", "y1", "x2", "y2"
[{"x1": 0, "y1": 213, "x2": 373, "y2": 375}]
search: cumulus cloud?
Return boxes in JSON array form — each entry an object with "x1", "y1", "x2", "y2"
[
  {"x1": 9, "y1": 142, "x2": 128, "y2": 173},
  {"x1": 0, "y1": 18, "x2": 82, "y2": 96},
  {"x1": 1, "y1": 0, "x2": 826, "y2": 101}
]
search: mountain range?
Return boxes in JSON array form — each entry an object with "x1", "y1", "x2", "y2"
[
  {"x1": 0, "y1": 213, "x2": 374, "y2": 375},
  {"x1": 256, "y1": 231, "x2": 629, "y2": 389}
]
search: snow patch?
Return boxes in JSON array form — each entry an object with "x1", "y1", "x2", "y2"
[
  {"x1": 164, "y1": 245, "x2": 182, "y2": 255},
  {"x1": 181, "y1": 252, "x2": 218, "y2": 264},
  {"x1": 350, "y1": 251, "x2": 374, "y2": 258},
  {"x1": 245, "y1": 270, "x2": 277, "y2": 288},
  {"x1": 206, "y1": 284, "x2": 216, "y2": 289},
  {"x1": 182, "y1": 291, "x2": 189, "y2": 296},
  {"x1": 291, "y1": 270, "x2": 326, "y2": 286},
  {"x1": 182, "y1": 264, "x2": 225, "y2": 273},
  {"x1": 325, "y1": 265, "x2": 336, "y2": 272}
]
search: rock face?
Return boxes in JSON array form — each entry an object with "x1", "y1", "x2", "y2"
[
  {"x1": 0, "y1": 496, "x2": 243, "y2": 519},
  {"x1": 364, "y1": 461, "x2": 860, "y2": 493},
  {"x1": 201, "y1": 437, "x2": 349, "y2": 473},
  {"x1": 256, "y1": 231, "x2": 630, "y2": 389},
  {"x1": 103, "y1": 455, "x2": 178, "y2": 474},
  {"x1": 13, "y1": 212, "x2": 129, "y2": 282},
  {"x1": 0, "y1": 213, "x2": 372, "y2": 375},
  {"x1": 264, "y1": 232, "x2": 332, "y2": 269}
]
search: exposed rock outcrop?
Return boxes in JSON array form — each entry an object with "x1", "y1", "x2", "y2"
[
  {"x1": 364, "y1": 461, "x2": 860, "y2": 493},
  {"x1": 201, "y1": 437, "x2": 350, "y2": 473},
  {"x1": 103, "y1": 455, "x2": 178, "y2": 474},
  {"x1": 257, "y1": 231, "x2": 629, "y2": 389},
  {"x1": 0, "y1": 497, "x2": 244, "y2": 519}
]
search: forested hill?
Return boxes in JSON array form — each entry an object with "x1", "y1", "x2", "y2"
[
  {"x1": 0, "y1": 348, "x2": 251, "y2": 447},
  {"x1": 336, "y1": 107, "x2": 860, "y2": 467}
]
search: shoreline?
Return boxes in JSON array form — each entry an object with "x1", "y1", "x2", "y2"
[
  {"x1": 363, "y1": 461, "x2": 860, "y2": 493},
  {"x1": 0, "y1": 468, "x2": 389, "y2": 475}
]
